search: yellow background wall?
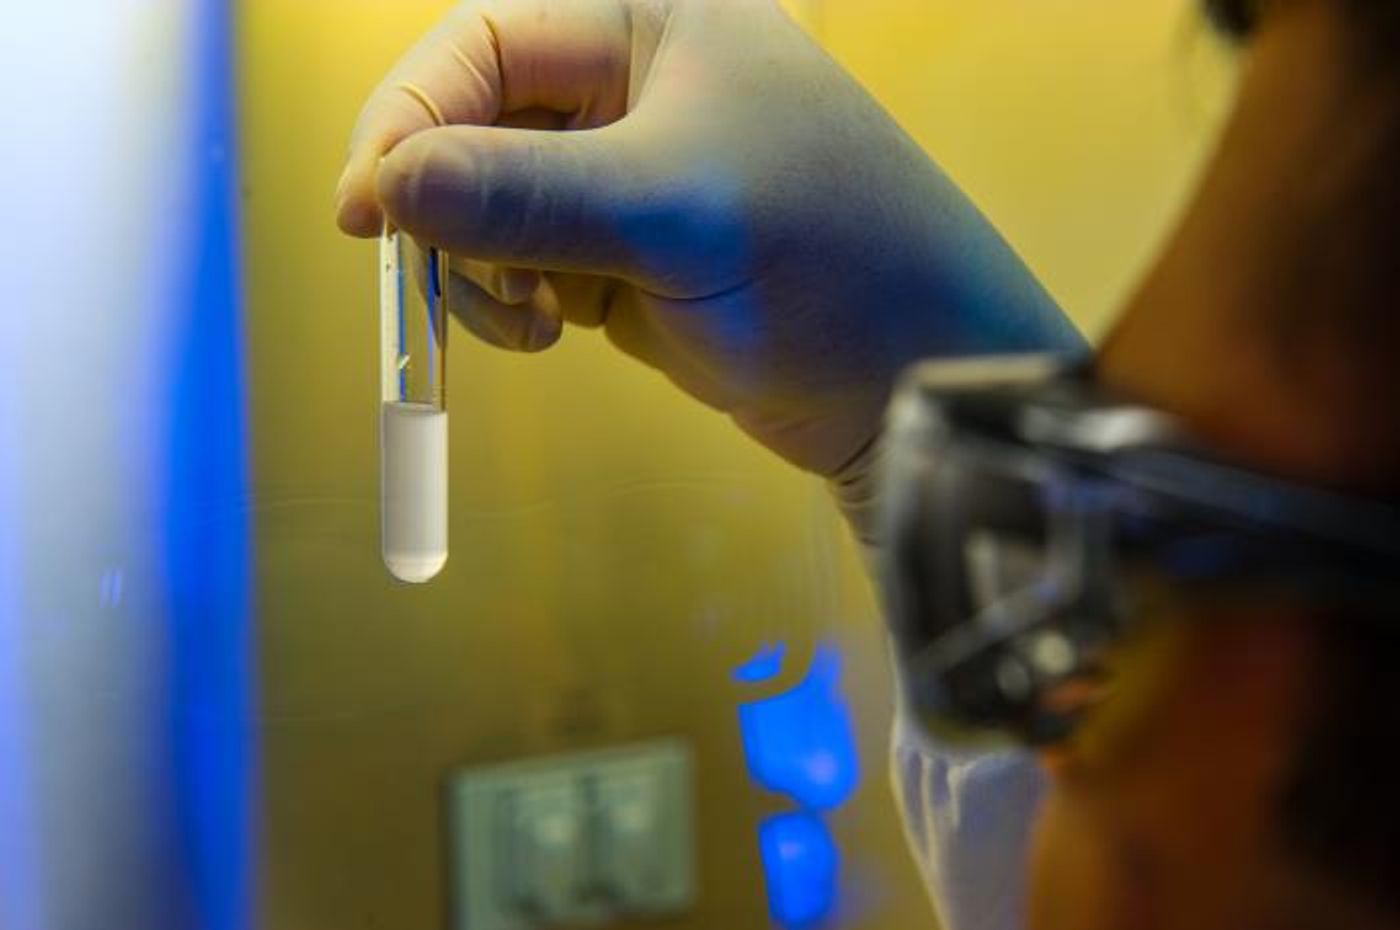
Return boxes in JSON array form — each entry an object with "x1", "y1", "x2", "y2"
[{"x1": 237, "y1": 2, "x2": 1233, "y2": 928}]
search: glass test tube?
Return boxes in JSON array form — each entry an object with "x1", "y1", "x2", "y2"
[{"x1": 380, "y1": 229, "x2": 448, "y2": 583}]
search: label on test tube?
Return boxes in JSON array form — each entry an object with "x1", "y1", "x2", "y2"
[{"x1": 380, "y1": 230, "x2": 448, "y2": 583}]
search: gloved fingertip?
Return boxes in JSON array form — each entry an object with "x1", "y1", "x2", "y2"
[
  {"x1": 336, "y1": 194, "x2": 385, "y2": 238},
  {"x1": 335, "y1": 148, "x2": 391, "y2": 237},
  {"x1": 496, "y1": 268, "x2": 544, "y2": 305},
  {"x1": 522, "y1": 311, "x2": 563, "y2": 353}
]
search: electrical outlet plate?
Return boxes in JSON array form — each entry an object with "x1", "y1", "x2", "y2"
[{"x1": 446, "y1": 739, "x2": 695, "y2": 930}]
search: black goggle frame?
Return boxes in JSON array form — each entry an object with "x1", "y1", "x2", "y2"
[{"x1": 878, "y1": 355, "x2": 1400, "y2": 747}]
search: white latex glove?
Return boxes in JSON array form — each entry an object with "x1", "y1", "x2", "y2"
[{"x1": 336, "y1": 0, "x2": 1081, "y2": 499}]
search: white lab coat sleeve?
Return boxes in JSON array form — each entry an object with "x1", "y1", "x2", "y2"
[
  {"x1": 891, "y1": 701, "x2": 1045, "y2": 930},
  {"x1": 832, "y1": 434, "x2": 1044, "y2": 930}
]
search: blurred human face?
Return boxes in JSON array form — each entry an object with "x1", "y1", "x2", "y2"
[{"x1": 1025, "y1": 2, "x2": 1390, "y2": 928}]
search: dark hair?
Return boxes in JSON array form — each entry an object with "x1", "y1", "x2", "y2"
[
  {"x1": 1205, "y1": 0, "x2": 1400, "y2": 56},
  {"x1": 1203, "y1": 0, "x2": 1265, "y2": 35},
  {"x1": 1284, "y1": 612, "x2": 1400, "y2": 916},
  {"x1": 1200, "y1": 0, "x2": 1400, "y2": 916}
]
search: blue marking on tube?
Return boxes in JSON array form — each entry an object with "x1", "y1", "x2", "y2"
[
  {"x1": 397, "y1": 240, "x2": 407, "y2": 399},
  {"x1": 426, "y1": 247, "x2": 439, "y2": 380}
]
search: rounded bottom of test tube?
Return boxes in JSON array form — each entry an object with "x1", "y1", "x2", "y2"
[
  {"x1": 384, "y1": 551, "x2": 448, "y2": 585},
  {"x1": 381, "y1": 401, "x2": 448, "y2": 584}
]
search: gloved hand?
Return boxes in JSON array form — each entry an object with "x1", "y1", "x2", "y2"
[{"x1": 336, "y1": 0, "x2": 1080, "y2": 497}]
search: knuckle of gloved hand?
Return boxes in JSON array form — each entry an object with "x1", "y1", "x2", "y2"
[{"x1": 470, "y1": 139, "x2": 558, "y2": 261}]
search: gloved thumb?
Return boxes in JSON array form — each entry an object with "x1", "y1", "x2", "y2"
[{"x1": 377, "y1": 123, "x2": 671, "y2": 287}]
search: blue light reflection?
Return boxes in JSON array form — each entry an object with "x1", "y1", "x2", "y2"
[
  {"x1": 733, "y1": 642, "x2": 787, "y2": 683},
  {"x1": 163, "y1": 1, "x2": 253, "y2": 927},
  {"x1": 737, "y1": 642, "x2": 859, "y2": 928},
  {"x1": 758, "y1": 811, "x2": 840, "y2": 929},
  {"x1": 738, "y1": 644, "x2": 859, "y2": 811}
]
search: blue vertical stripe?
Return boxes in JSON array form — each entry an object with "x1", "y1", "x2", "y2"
[{"x1": 164, "y1": 0, "x2": 253, "y2": 927}]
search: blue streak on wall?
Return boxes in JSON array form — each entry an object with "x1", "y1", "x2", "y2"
[{"x1": 163, "y1": 0, "x2": 253, "y2": 927}]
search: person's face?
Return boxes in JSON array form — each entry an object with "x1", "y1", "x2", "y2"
[{"x1": 1025, "y1": 2, "x2": 1389, "y2": 928}]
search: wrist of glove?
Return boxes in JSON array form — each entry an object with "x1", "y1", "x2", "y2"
[{"x1": 826, "y1": 426, "x2": 887, "y2": 555}]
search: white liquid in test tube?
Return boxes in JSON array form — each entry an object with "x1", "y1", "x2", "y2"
[{"x1": 380, "y1": 229, "x2": 448, "y2": 583}]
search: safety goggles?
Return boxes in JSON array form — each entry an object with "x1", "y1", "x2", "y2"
[{"x1": 878, "y1": 355, "x2": 1400, "y2": 747}]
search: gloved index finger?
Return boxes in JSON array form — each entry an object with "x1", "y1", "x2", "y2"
[
  {"x1": 336, "y1": 4, "x2": 503, "y2": 236},
  {"x1": 335, "y1": 0, "x2": 639, "y2": 238}
]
